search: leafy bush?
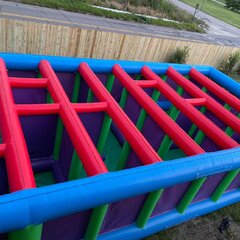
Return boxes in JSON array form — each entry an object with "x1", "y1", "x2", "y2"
[
  {"x1": 167, "y1": 46, "x2": 190, "y2": 64},
  {"x1": 225, "y1": 0, "x2": 240, "y2": 13},
  {"x1": 236, "y1": 63, "x2": 240, "y2": 74},
  {"x1": 219, "y1": 51, "x2": 240, "y2": 75}
]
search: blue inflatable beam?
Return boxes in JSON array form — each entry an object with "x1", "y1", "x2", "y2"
[
  {"x1": 0, "y1": 147, "x2": 240, "y2": 233},
  {"x1": 0, "y1": 53, "x2": 210, "y2": 74},
  {"x1": 209, "y1": 67, "x2": 240, "y2": 98}
]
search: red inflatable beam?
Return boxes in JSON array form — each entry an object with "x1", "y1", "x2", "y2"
[
  {"x1": 16, "y1": 102, "x2": 108, "y2": 115},
  {"x1": 185, "y1": 98, "x2": 206, "y2": 106},
  {"x1": 0, "y1": 59, "x2": 36, "y2": 192},
  {"x1": 143, "y1": 66, "x2": 238, "y2": 150},
  {"x1": 167, "y1": 67, "x2": 240, "y2": 134},
  {"x1": 9, "y1": 77, "x2": 48, "y2": 88},
  {"x1": 190, "y1": 68, "x2": 240, "y2": 112},
  {"x1": 39, "y1": 60, "x2": 108, "y2": 176},
  {"x1": 112, "y1": 64, "x2": 204, "y2": 156},
  {"x1": 73, "y1": 102, "x2": 108, "y2": 113},
  {"x1": 136, "y1": 80, "x2": 157, "y2": 88},
  {"x1": 16, "y1": 104, "x2": 60, "y2": 116},
  {"x1": 79, "y1": 63, "x2": 162, "y2": 165},
  {"x1": 0, "y1": 144, "x2": 6, "y2": 157}
]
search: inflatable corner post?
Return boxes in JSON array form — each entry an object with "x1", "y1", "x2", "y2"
[{"x1": 0, "y1": 53, "x2": 240, "y2": 240}]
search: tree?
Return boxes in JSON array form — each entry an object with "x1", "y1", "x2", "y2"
[
  {"x1": 225, "y1": 0, "x2": 240, "y2": 13},
  {"x1": 219, "y1": 51, "x2": 240, "y2": 75},
  {"x1": 123, "y1": 0, "x2": 130, "y2": 10}
]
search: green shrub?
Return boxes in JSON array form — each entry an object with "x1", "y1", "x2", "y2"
[
  {"x1": 167, "y1": 46, "x2": 190, "y2": 64},
  {"x1": 219, "y1": 51, "x2": 240, "y2": 75},
  {"x1": 236, "y1": 63, "x2": 240, "y2": 74},
  {"x1": 225, "y1": 0, "x2": 240, "y2": 13}
]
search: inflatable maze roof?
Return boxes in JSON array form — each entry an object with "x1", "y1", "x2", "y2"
[{"x1": 0, "y1": 53, "x2": 240, "y2": 240}]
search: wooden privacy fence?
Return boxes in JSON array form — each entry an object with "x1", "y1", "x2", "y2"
[{"x1": 0, "y1": 17, "x2": 239, "y2": 67}]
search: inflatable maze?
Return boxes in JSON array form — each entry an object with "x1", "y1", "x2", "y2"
[{"x1": 0, "y1": 53, "x2": 240, "y2": 240}]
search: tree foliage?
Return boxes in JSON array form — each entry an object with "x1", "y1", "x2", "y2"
[
  {"x1": 225, "y1": 0, "x2": 240, "y2": 13},
  {"x1": 219, "y1": 51, "x2": 240, "y2": 75}
]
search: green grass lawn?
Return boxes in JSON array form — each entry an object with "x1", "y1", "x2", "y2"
[
  {"x1": 214, "y1": 0, "x2": 226, "y2": 4},
  {"x1": 180, "y1": 0, "x2": 240, "y2": 29},
  {"x1": 145, "y1": 202, "x2": 240, "y2": 240}
]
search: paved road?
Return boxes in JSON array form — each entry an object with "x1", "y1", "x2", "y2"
[
  {"x1": 169, "y1": 0, "x2": 240, "y2": 37},
  {"x1": 0, "y1": 0, "x2": 239, "y2": 47}
]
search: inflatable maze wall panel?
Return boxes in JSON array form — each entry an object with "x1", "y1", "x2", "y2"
[{"x1": 0, "y1": 53, "x2": 240, "y2": 240}]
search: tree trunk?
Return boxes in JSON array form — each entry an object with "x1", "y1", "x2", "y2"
[{"x1": 123, "y1": 0, "x2": 130, "y2": 10}]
